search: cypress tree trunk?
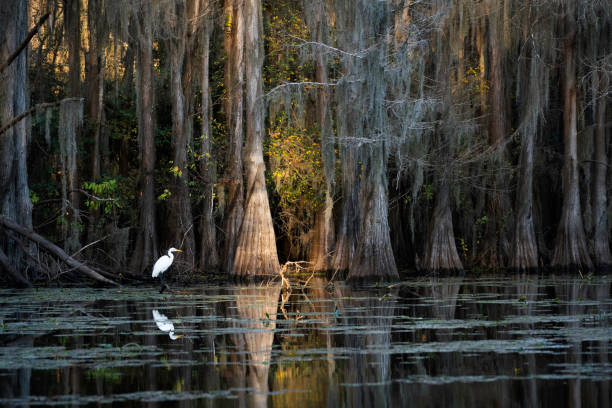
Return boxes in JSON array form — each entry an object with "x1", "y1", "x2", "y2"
[
  {"x1": 0, "y1": 0, "x2": 32, "y2": 280},
  {"x1": 511, "y1": 44, "x2": 540, "y2": 272},
  {"x1": 200, "y1": 2, "x2": 219, "y2": 271},
  {"x1": 307, "y1": 2, "x2": 334, "y2": 271},
  {"x1": 168, "y1": 0, "x2": 196, "y2": 267},
  {"x1": 131, "y1": 1, "x2": 158, "y2": 274},
  {"x1": 86, "y1": 0, "x2": 105, "y2": 183},
  {"x1": 552, "y1": 6, "x2": 592, "y2": 271},
  {"x1": 480, "y1": 0, "x2": 510, "y2": 269},
  {"x1": 592, "y1": 71, "x2": 611, "y2": 269},
  {"x1": 232, "y1": 0, "x2": 280, "y2": 277},
  {"x1": 331, "y1": 4, "x2": 362, "y2": 273},
  {"x1": 348, "y1": 145, "x2": 399, "y2": 280},
  {"x1": 343, "y1": 0, "x2": 397, "y2": 281},
  {"x1": 331, "y1": 143, "x2": 359, "y2": 273},
  {"x1": 423, "y1": 178, "x2": 463, "y2": 273},
  {"x1": 85, "y1": 0, "x2": 106, "y2": 248},
  {"x1": 223, "y1": 0, "x2": 245, "y2": 273},
  {"x1": 63, "y1": 0, "x2": 82, "y2": 253}
]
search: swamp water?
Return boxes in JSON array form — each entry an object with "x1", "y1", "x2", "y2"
[{"x1": 0, "y1": 275, "x2": 610, "y2": 407}]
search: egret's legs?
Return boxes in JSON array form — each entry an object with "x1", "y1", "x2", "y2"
[{"x1": 159, "y1": 275, "x2": 168, "y2": 294}]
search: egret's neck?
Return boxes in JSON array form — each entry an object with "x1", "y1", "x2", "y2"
[{"x1": 167, "y1": 250, "x2": 174, "y2": 260}]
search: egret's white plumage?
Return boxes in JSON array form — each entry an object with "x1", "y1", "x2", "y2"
[
  {"x1": 152, "y1": 247, "x2": 182, "y2": 278},
  {"x1": 152, "y1": 309, "x2": 182, "y2": 340}
]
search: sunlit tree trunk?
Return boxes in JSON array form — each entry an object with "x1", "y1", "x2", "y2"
[
  {"x1": 168, "y1": 0, "x2": 196, "y2": 267},
  {"x1": 131, "y1": 0, "x2": 158, "y2": 274},
  {"x1": 232, "y1": 0, "x2": 280, "y2": 277},
  {"x1": 552, "y1": 5, "x2": 592, "y2": 271},
  {"x1": 591, "y1": 70, "x2": 611, "y2": 269},
  {"x1": 223, "y1": 0, "x2": 245, "y2": 273},
  {"x1": 0, "y1": 0, "x2": 32, "y2": 281},
  {"x1": 200, "y1": 0, "x2": 218, "y2": 271}
]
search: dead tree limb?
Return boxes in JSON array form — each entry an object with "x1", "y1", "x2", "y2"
[
  {"x1": 0, "y1": 12, "x2": 50, "y2": 74},
  {"x1": 0, "y1": 98, "x2": 83, "y2": 137},
  {"x1": 0, "y1": 247, "x2": 31, "y2": 287},
  {"x1": 0, "y1": 216, "x2": 118, "y2": 286}
]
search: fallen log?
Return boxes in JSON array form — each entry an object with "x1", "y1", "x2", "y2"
[
  {"x1": 0, "y1": 217, "x2": 118, "y2": 286},
  {"x1": 0, "y1": 247, "x2": 32, "y2": 287}
]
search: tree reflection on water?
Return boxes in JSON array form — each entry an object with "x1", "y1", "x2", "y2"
[{"x1": 0, "y1": 275, "x2": 610, "y2": 407}]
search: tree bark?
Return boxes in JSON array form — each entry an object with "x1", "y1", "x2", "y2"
[
  {"x1": 232, "y1": 0, "x2": 280, "y2": 277},
  {"x1": 591, "y1": 70, "x2": 611, "y2": 269},
  {"x1": 131, "y1": 0, "x2": 158, "y2": 275},
  {"x1": 552, "y1": 7, "x2": 592, "y2": 271},
  {"x1": 223, "y1": 0, "x2": 245, "y2": 273},
  {"x1": 200, "y1": 0, "x2": 219, "y2": 271}
]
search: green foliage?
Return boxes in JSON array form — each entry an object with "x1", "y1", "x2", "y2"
[
  {"x1": 267, "y1": 116, "x2": 324, "y2": 256},
  {"x1": 264, "y1": 0, "x2": 313, "y2": 90},
  {"x1": 268, "y1": 116, "x2": 324, "y2": 215},
  {"x1": 420, "y1": 184, "x2": 434, "y2": 201},
  {"x1": 29, "y1": 189, "x2": 39, "y2": 204},
  {"x1": 158, "y1": 189, "x2": 171, "y2": 201},
  {"x1": 82, "y1": 179, "x2": 122, "y2": 215}
]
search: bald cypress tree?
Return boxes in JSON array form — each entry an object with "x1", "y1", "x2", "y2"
[
  {"x1": 232, "y1": 0, "x2": 280, "y2": 277},
  {"x1": 551, "y1": 1, "x2": 592, "y2": 271},
  {"x1": 0, "y1": 0, "x2": 32, "y2": 286}
]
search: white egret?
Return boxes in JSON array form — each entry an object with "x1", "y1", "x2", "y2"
[
  {"x1": 152, "y1": 309, "x2": 182, "y2": 340},
  {"x1": 152, "y1": 247, "x2": 182, "y2": 293}
]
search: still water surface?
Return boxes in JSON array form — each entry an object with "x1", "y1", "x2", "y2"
[{"x1": 0, "y1": 275, "x2": 610, "y2": 407}]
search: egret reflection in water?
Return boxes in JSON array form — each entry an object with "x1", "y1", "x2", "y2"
[{"x1": 152, "y1": 309, "x2": 182, "y2": 340}]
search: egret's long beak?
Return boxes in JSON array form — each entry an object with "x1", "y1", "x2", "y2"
[
  {"x1": 176, "y1": 249, "x2": 183, "y2": 253},
  {"x1": 175, "y1": 334, "x2": 183, "y2": 339}
]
